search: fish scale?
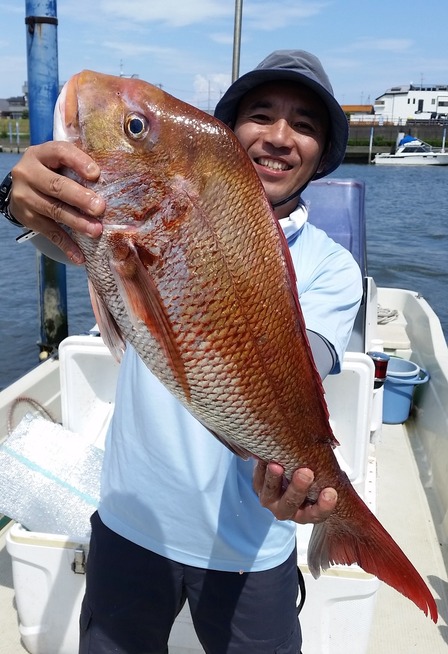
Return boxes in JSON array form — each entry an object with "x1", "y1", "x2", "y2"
[{"x1": 54, "y1": 69, "x2": 438, "y2": 623}]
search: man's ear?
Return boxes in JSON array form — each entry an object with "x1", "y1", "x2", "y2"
[{"x1": 316, "y1": 143, "x2": 330, "y2": 174}]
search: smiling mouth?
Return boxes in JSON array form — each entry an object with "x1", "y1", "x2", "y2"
[{"x1": 255, "y1": 157, "x2": 292, "y2": 172}]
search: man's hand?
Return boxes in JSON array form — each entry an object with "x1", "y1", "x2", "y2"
[
  {"x1": 253, "y1": 460, "x2": 337, "y2": 523},
  {"x1": 10, "y1": 141, "x2": 105, "y2": 264}
]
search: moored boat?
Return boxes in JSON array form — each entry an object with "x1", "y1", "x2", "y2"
[{"x1": 373, "y1": 134, "x2": 448, "y2": 165}]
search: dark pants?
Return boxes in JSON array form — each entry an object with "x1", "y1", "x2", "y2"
[{"x1": 79, "y1": 512, "x2": 302, "y2": 654}]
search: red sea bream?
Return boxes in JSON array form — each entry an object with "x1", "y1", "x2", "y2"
[{"x1": 53, "y1": 70, "x2": 438, "y2": 622}]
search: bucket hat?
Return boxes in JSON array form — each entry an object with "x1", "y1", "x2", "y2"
[{"x1": 214, "y1": 50, "x2": 348, "y2": 179}]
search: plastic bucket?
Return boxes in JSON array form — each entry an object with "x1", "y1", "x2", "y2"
[{"x1": 382, "y1": 357, "x2": 430, "y2": 424}]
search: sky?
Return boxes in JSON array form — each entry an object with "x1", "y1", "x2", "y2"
[{"x1": 1, "y1": 0, "x2": 448, "y2": 112}]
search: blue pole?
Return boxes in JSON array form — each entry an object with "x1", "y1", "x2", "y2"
[{"x1": 25, "y1": 0, "x2": 68, "y2": 357}]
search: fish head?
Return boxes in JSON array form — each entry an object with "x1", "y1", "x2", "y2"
[
  {"x1": 53, "y1": 70, "x2": 241, "y2": 201},
  {"x1": 55, "y1": 70, "x2": 167, "y2": 160}
]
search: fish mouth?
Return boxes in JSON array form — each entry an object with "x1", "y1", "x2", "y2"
[
  {"x1": 254, "y1": 157, "x2": 292, "y2": 172},
  {"x1": 53, "y1": 73, "x2": 81, "y2": 143}
]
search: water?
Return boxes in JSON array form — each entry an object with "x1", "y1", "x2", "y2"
[
  {"x1": 333, "y1": 162, "x2": 448, "y2": 335},
  {"x1": 0, "y1": 153, "x2": 95, "y2": 390},
  {"x1": 1, "y1": 153, "x2": 447, "y2": 390}
]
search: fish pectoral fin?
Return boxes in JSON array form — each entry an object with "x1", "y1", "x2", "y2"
[
  {"x1": 109, "y1": 241, "x2": 190, "y2": 399},
  {"x1": 307, "y1": 479, "x2": 438, "y2": 623},
  {"x1": 88, "y1": 279, "x2": 126, "y2": 361}
]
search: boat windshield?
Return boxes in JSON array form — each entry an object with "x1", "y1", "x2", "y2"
[{"x1": 401, "y1": 145, "x2": 431, "y2": 153}]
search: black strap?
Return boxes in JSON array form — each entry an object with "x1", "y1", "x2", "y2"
[
  {"x1": 296, "y1": 565, "x2": 306, "y2": 615},
  {"x1": 271, "y1": 187, "x2": 302, "y2": 209}
]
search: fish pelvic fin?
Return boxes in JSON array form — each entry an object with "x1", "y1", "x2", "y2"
[
  {"x1": 307, "y1": 482, "x2": 438, "y2": 623},
  {"x1": 88, "y1": 279, "x2": 126, "y2": 361},
  {"x1": 108, "y1": 240, "x2": 191, "y2": 400}
]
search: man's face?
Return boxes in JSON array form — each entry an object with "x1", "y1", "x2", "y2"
[{"x1": 233, "y1": 81, "x2": 329, "y2": 216}]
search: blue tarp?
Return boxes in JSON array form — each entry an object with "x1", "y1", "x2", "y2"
[{"x1": 399, "y1": 134, "x2": 419, "y2": 146}]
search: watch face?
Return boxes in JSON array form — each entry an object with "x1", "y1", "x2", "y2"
[{"x1": 0, "y1": 172, "x2": 13, "y2": 211}]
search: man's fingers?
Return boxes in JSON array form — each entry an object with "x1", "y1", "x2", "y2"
[
  {"x1": 269, "y1": 468, "x2": 314, "y2": 520},
  {"x1": 11, "y1": 142, "x2": 105, "y2": 230},
  {"x1": 253, "y1": 461, "x2": 338, "y2": 524},
  {"x1": 292, "y1": 487, "x2": 338, "y2": 524},
  {"x1": 19, "y1": 142, "x2": 100, "y2": 181},
  {"x1": 252, "y1": 460, "x2": 268, "y2": 495},
  {"x1": 258, "y1": 462, "x2": 284, "y2": 505},
  {"x1": 45, "y1": 171, "x2": 104, "y2": 219}
]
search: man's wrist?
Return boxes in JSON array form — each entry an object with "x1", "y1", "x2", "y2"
[{"x1": 0, "y1": 172, "x2": 23, "y2": 227}]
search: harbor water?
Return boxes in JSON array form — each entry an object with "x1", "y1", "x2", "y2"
[{"x1": 1, "y1": 152, "x2": 447, "y2": 390}]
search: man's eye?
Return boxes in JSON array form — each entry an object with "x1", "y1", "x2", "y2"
[
  {"x1": 294, "y1": 122, "x2": 315, "y2": 133},
  {"x1": 251, "y1": 113, "x2": 270, "y2": 122}
]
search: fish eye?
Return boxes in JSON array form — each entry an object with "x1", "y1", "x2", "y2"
[{"x1": 125, "y1": 113, "x2": 148, "y2": 139}]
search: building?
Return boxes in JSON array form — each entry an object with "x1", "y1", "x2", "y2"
[
  {"x1": 0, "y1": 96, "x2": 27, "y2": 119},
  {"x1": 0, "y1": 82, "x2": 28, "y2": 119},
  {"x1": 341, "y1": 104, "x2": 376, "y2": 124},
  {"x1": 341, "y1": 105, "x2": 374, "y2": 116},
  {"x1": 374, "y1": 84, "x2": 448, "y2": 124}
]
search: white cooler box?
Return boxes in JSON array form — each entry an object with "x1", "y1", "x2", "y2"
[
  {"x1": 6, "y1": 337, "x2": 380, "y2": 654},
  {"x1": 5, "y1": 334, "x2": 115, "y2": 654},
  {"x1": 6, "y1": 524, "x2": 89, "y2": 654}
]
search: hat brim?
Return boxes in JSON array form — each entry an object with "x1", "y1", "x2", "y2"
[{"x1": 214, "y1": 68, "x2": 348, "y2": 179}]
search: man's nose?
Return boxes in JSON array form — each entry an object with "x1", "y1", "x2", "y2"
[{"x1": 264, "y1": 119, "x2": 294, "y2": 148}]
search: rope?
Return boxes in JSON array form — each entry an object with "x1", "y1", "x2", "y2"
[
  {"x1": 377, "y1": 306, "x2": 399, "y2": 325},
  {"x1": 7, "y1": 396, "x2": 56, "y2": 436}
]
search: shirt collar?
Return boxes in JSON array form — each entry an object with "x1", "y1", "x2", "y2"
[{"x1": 279, "y1": 199, "x2": 308, "y2": 243}]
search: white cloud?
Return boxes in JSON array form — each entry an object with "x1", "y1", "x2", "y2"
[
  {"x1": 193, "y1": 73, "x2": 231, "y2": 109},
  {"x1": 102, "y1": 41, "x2": 175, "y2": 59},
  {"x1": 244, "y1": 0, "x2": 329, "y2": 31},
  {"x1": 209, "y1": 32, "x2": 235, "y2": 46},
  {"x1": 98, "y1": 0, "x2": 232, "y2": 28},
  {"x1": 343, "y1": 37, "x2": 413, "y2": 53}
]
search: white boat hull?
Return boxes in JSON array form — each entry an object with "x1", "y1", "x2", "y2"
[{"x1": 373, "y1": 152, "x2": 448, "y2": 165}]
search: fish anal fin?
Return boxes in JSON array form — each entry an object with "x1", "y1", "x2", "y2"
[
  {"x1": 209, "y1": 430, "x2": 253, "y2": 459},
  {"x1": 307, "y1": 483, "x2": 438, "y2": 623},
  {"x1": 88, "y1": 279, "x2": 126, "y2": 361},
  {"x1": 108, "y1": 240, "x2": 191, "y2": 400},
  {"x1": 193, "y1": 415, "x2": 252, "y2": 459}
]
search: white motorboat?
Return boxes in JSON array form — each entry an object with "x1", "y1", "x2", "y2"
[
  {"x1": 1, "y1": 179, "x2": 447, "y2": 654},
  {"x1": 373, "y1": 135, "x2": 448, "y2": 165}
]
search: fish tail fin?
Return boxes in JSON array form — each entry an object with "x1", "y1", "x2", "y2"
[{"x1": 307, "y1": 484, "x2": 438, "y2": 623}]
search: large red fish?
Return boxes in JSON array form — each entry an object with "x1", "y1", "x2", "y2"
[{"x1": 54, "y1": 70, "x2": 437, "y2": 622}]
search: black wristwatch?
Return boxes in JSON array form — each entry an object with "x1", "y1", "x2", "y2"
[{"x1": 0, "y1": 171, "x2": 23, "y2": 227}]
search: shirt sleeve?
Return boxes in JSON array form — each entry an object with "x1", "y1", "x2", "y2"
[{"x1": 288, "y1": 222, "x2": 363, "y2": 373}]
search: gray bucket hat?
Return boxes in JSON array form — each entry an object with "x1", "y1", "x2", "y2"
[{"x1": 214, "y1": 50, "x2": 348, "y2": 179}]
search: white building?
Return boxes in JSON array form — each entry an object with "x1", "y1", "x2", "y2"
[{"x1": 374, "y1": 84, "x2": 448, "y2": 124}]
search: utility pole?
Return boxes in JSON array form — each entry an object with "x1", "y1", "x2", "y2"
[{"x1": 25, "y1": 0, "x2": 68, "y2": 358}]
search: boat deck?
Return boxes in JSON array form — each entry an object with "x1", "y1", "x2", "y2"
[
  {"x1": 367, "y1": 422, "x2": 447, "y2": 652},
  {"x1": 1, "y1": 418, "x2": 447, "y2": 653}
]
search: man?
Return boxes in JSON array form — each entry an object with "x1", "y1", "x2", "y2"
[{"x1": 4, "y1": 50, "x2": 362, "y2": 653}]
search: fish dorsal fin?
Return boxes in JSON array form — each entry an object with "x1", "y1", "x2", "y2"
[
  {"x1": 274, "y1": 218, "x2": 333, "y2": 433},
  {"x1": 88, "y1": 279, "x2": 126, "y2": 361},
  {"x1": 108, "y1": 240, "x2": 191, "y2": 400}
]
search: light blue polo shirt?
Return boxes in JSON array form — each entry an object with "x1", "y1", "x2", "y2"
[{"x1": 98, "y1": 208, "x2": 362, "y2": 572}]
